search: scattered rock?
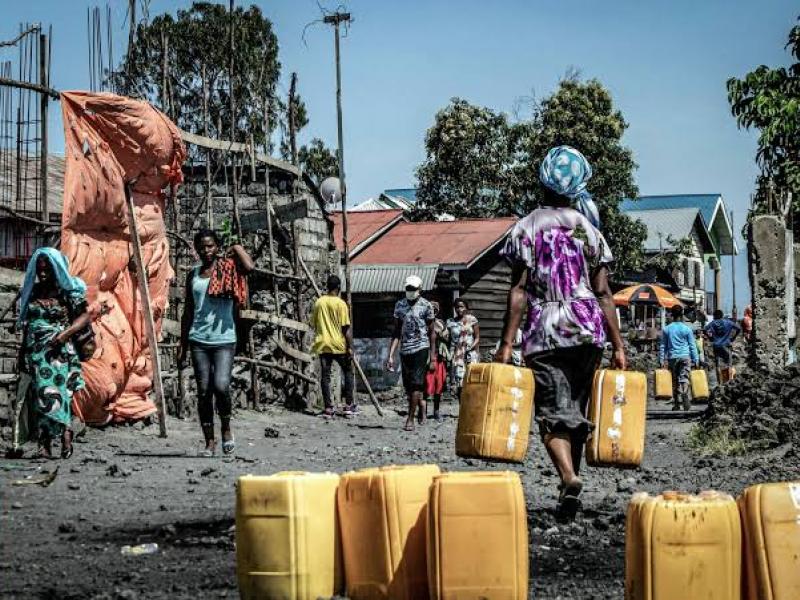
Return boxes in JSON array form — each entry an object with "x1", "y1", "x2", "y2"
[
  {"x1": 68, "y1": 482, "x2": 81, "y2": 491},
  {"x1": 187, "y1": 478, "x2": 200, "y2": 485},
  {"x1": 11, "y1": 502, "x2": 23, "y2": 509},
  {"x1": 200, "y1": 467, "x2": 216, "y2": 477},
  {"x1": 58, "y1": 522, "x2": 76, "y2": 534},
  {"x1": 264, "y1": 426, "x2": 280, "y2": 438}
]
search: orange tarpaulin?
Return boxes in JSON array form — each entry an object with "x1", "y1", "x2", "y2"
[
  {"x1": 613, "y1": 284, "x2": 683, "y2": 309},
  {"x1": 60, "y1": 91, "x2": 185, "y2": 425}
]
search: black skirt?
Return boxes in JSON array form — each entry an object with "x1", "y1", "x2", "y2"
[{"x1": 525, "y1": 344, "x2": 603, "y2": 442}]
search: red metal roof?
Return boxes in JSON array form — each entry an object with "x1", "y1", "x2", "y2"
[
  {"x1": 331, "y1": 209, "x2": 404, "y2": 255},
  {"x1": 352, "y1": 218, "x2": 517, "y2": 267}
]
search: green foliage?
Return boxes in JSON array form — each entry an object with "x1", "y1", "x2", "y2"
[
  {"x1": 218, "y1": 217, "x2": 239, "y2": 246},
  {"x1": 415, "y1": 99, "x2": 522, "y2": 219},
  {"x1": 688, "y1": 424, "x2": 748, "y2": 457},
  {"x1": 645, "y1": 235, "x2": 696, "y2": 273},
  {"x1": 114, "y1": 2, "x2": 302, "y2": 152},
  {"x1": 727, "y1": 16, "x2": 799, "y2": 224},
  {"x1": 298, "y1": 138, "x2": 339, "y2": 186},
  {"x1": 414, "y1": 77, "x2": 647, "y2": 273}
]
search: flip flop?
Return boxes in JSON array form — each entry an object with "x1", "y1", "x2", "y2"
[
  {"x1": 222, "y1": 438, "x2": 235, "y2": 455},
  {"x1": 557, "y1": 478, "x2": 583, "y2": 521}
]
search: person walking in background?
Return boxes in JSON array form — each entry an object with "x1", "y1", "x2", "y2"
[
  {"x1": 446, "y1": 298, "x2": 480, "y2": 399},
  {"x1": 424, "y1": 301, "x2": 449, "y2": 422},
  {"x1": 386, "y1": 275, "x2": 436, "y2": 431},
  {"x1": 178, "y1": 229, "x2": 254, "y2": 456},
  {"x1": 311, "y1": 275, "x2": 355, "y2": 418},
  {"x1": 15, "y1": 248, "x2": 93, "y2": 459},
  {"x1": 660, "y1": 305, "x2": 699, "y2": 411},
  {"x1": 495, "y1": 145, "x2": 626, "y2": 520},
  {"x1": 741, "y1": 305, "x2": 753, "y2": 344},
  {"x1": 704, "y1": 309, "x2": 741, "y2": 384}
]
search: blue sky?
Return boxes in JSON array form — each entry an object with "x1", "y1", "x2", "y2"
[{"x1": 1, "y1": 0, "x2": 797, "y2": 312}]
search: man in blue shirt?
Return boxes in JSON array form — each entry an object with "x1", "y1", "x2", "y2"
[
  {"x1": 704, "y1": 309, "x2": 741, "y2": 384},
  {"x1": 660, "y1": 305, "x2": 699, "y2": 411}
]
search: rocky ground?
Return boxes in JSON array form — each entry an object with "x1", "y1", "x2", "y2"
[{"x1": 2, "y1": 390, "x2": 799, "y2": 600}]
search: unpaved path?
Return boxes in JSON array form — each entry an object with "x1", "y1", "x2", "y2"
[{"x1": 2, "y1": 395, "x2": 798, "y2": 599}]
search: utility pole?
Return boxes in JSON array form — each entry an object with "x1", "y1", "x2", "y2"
[
  {"x1": 730, "y1": 209, "x2": 737, "y2": 319},
  {"x1": 323, "y1": 11, "x2": 352, "y2": 307}
]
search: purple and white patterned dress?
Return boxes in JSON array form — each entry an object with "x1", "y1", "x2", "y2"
[{"x1": 501, "y1": 206, "x2": 613, "y2": 357}]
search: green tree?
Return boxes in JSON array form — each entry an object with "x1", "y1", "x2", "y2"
[
  {"x1": 114, "y1": 2, "x2": 299, "y2": 151},
  {"x1": 415, "y1": 99, "x2": 521, "y2": 219},
  {"x1": 298, "y1": 138, "x2": 339, "y2": 186},
  {"x1": 414, "y1": 78, "x2": 647, "y2": 273},
  {"x1": 727, "y1": 16, "x2": 799, "y2": 228}
]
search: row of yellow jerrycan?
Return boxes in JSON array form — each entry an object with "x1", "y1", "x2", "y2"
[
  {"x1": 654, "y1": 367, "x2": 711, "y2": 400},
  {"x1": 626, "y1": 481, "x2": 800, "y2": 600},
  {"x1": 236, "y1": 465, "x2": 528, "y2": 600},
  {"x1": 456, "y1": 363, "x2": 649, "y2": 467}
]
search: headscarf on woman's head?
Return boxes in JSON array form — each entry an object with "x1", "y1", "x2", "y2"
[
  {"x1": 539, "y1": 145, "x2": 600, "y2": 228},
  {"x1": 18, "y1": 247, "x2": 87, "y2": 326}
]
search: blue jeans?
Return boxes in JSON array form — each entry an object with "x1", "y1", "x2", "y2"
[{"x1": 190, "y1": 342, "x2": 236, "y2": 427}]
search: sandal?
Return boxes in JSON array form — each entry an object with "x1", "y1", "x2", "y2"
[
  {"x1": 557, "y1": 478, "x2": 583, "y2": 521},
  {"x1": 222, "y1": 438, "x2": 235, "y2": 455},
  {"x1": 61, "y1": 430, "x2": 74, "y2": 460},
  {"x1": 199, "y1": 441, "x2": 216, "y2": 457}
]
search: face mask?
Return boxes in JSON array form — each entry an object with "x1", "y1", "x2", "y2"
[{"x1": 406, "y1": 289, "x2": 420, "y2": 301}]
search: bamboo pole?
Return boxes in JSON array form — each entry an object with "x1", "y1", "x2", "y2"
[{"x1": 124, "y1": 183, "x2": 168, "y2": 437}]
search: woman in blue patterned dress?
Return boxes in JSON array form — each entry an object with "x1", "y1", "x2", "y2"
[
  {"x1": 495, "y1": 146, "x2": 626, "y2": 519},
  {"x1": 16, "y1": 248, "x2": 91, "y2": 459}
]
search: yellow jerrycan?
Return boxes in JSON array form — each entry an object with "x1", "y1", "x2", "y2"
[
  {"x1": 739, "y1": 481, "x2": 800, "y2": 600},
  {"x1": 625, "y1": 490, "x2": 741, "y2": 600},
  {"x1": 690, "y1": 369, "x2": 710, "y2": 401},
  {"x1": 653, "y1": 369, "x2": 672, "y2": 399},
  {"x1": 427, "y1": 471, "x2": 528, "y2": 600},
  {"x1": 456, "y1": 362, "x2": 534, "y2": 463},
  {"x1": 235, "y1": 472, "x2": 342, "y2": 600},
  {"x1": 337, "y1": 464, "x2": 440, "y2": 600},
  {"x1": 586, "y1": 370, "x2": 648, "y2": 467}
]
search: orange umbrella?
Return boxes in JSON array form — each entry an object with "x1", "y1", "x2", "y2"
[{"x1": 613, "y1": 284, "x2": 683, "y2": 309}]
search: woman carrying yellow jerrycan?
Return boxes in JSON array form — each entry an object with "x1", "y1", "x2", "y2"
[{"x1": 495, "y1": 146, "x2": 626, "y2": 520}]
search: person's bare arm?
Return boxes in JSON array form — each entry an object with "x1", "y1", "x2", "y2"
[
  {"x1": 228, "y1": 244, "x2": 255, "y2": 274},
  {"x1": 52, "y1": 311, "x2": 93, "y2": 346},
  {"x1": 495, "y1": 264, "x2": 527, "y2": 363},
  {"x1": 427, "y1": 319, "x2": 437, "y2": 371},
  {"x1": 591, "y1": 264, "x2": 626, "y2": 370},
  {"x1": 343, "y1": 324, "x2": 354, "y2": 356},
  {"x1": 386, "y1": 318, "x2": 401, "y2": 371},
  {"x1": 178, "y1": 272, "x2": 195, "y2": 368},
  {"x1": 470, "y1": 323, "x2": 481, "y2": 353}
]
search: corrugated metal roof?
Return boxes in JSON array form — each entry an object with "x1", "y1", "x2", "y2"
[
  {"x1": 0, "y1": 152, "x2": 65, "y2": 216},
  {"x1": 352, "y1": 217, "x2": 516, "y2": 268},
  {"x1": 626, "y1": 208, "x2": 715, "y2": 254},
  {"x1": 346, "y1": 263, "x2": 438, "y2": 293},
  {"x1": 331, "y1": 209, "x2": 405, "y2": 256},
  {"x1": 621, "y1": 194, "x2": 720, "y2": 225},
  {"x1": 383, "y1": 188, "x2": 418, "y2": 204},
  {"x1": 621, "y1": 194, "x2": 736, "y2": 255}
]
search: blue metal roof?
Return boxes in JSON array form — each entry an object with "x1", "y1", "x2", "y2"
[
  {"x1": 620, "y1": 194, "x2": 721, "y2": 227},
  {"x1": 383, "y1": 188, "x2": 418, "y2": 204}
]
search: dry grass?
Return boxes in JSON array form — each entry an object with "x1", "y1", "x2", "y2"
[{"x1": 687, "y1": 424, "x2": 748, "y2": 457}]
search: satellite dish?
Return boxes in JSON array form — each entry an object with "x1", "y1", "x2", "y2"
[{"x1": 320, "y1": 177, "x2": 342, "y2": 205}]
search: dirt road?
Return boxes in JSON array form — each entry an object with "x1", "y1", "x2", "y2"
[{"x1": 2, "y1": 395, "x2": 799, "y2": 599}]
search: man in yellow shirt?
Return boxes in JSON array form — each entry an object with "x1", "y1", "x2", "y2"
[{"x1": 311, "y1": 275, "x2": 355, "y2": 417}]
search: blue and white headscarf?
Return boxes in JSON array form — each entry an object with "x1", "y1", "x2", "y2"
[
  {"x1": 18, "y1": 247, "x2": 87, "y2": 326},
  {"x1": 539, "y1": 145, "x2": 600, "y2": 228}
]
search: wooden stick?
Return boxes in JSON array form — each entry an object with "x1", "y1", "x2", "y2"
[
  {"x1": 125, "y1": 183, "x2": 168, "y2": 438},
  {"x1": 234, "y1": 356, "x2": 316, "y2": 384}
]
